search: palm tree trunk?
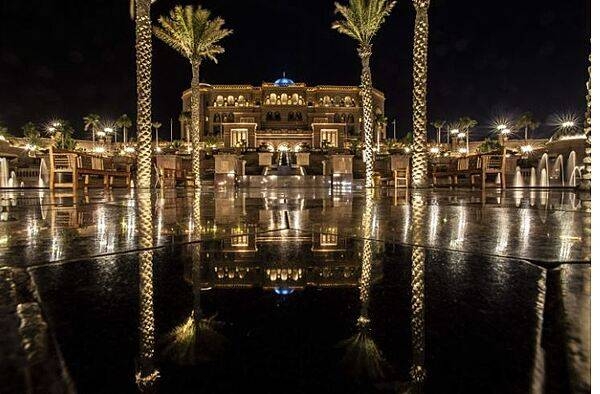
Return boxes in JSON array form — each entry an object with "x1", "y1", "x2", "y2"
[
  {"x1": 359, "y1": 47, "x2": 375, "y2": 188},
  {"x1": 135, "y1": 0, "x2": 153, "y2": 189},
  {"x1": 580, "y1": 55, "x2": 591, "y2": 190},
  {"x1": 411, "y1": 1, "x2": 431, "y2": 188},
  {"x1": 191, "y1": 62, "x2": 202, "y2": 187}
]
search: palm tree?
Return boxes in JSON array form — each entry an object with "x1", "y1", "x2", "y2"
[
  {"x1": 430, "y1": 120, "x2": 445, "y2": 144},
  {"x1": 116, "y1": 114, "x2": 133, "y2": 144},
  {"x1": 410, "y1": 0, "x2": 431, "y2": 188},
  {"x1": 154, "y1": 5, "x2": 233, "y2": 187},
  {"x1": 132, "y1": 0, "x2": 156, "y2": 189},
  {"x1": 458, "y1": 117, "x2": 477, "y2": 154},
  {"x1": 332, "y1": 0, "x2": 396, "y2": 188},
  {"x1": 83, "y1": 113, "x2": 101, "y2": 142},
  {"x1": 515, "y1": 112, "x2": 539, "y2": 142}
]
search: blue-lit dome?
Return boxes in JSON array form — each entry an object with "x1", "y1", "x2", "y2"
[{"x1": 274, "y1": 73, "x2": 294, "y2": 87}]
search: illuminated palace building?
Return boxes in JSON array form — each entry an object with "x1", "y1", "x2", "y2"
[{"x1": 181, "y1": 75, "x2": 385, "y2": 150}]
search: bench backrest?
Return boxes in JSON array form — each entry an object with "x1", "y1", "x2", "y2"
[
  {"x1": 77, "y1": 154, "x2": 104, "y2": 170},
  {"x1": 48, "y1": 146, "x2": 76, "y2": 170},
  {"x1": 467, "y1": 155, "x2": 480, "y2": 170}
]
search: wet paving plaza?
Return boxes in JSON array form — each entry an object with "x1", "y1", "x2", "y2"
[{"x1": 0, "y1": 186, "x2": 591, "y2": 393}]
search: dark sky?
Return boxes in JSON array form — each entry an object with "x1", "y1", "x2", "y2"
[{"x1": 0, "y1": 0, "x2": 591, "y2": 140}]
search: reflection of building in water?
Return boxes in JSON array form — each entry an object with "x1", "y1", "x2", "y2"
[{"x1": 193, "y1": 226, "x2": 360, "y2": 290}]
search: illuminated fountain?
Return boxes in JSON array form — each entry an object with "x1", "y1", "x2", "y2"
[
  {"x1": 566, "y1": 151, "x2": 580, "y2": 187},
  {"x1": 0, "y1": 158, "x2": 8, "y2": 187},
  {"x1": 537, "y1": 154, "x2": 550, "y2": 187},
  {"x1": 39, "y1": 159, "x2": 49, "y2": 187},
  {"x1": 7, "y1": 171, "x2": 17, "y2": 188}
]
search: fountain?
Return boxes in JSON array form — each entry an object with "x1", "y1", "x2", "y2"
[
  {"x1": 550, "y1": 154, "x2": 564, "y2": 186},
  {"x1": 530, "y1": 167, "x2": 537, "y2": 188},
  {"x1": 537, "y1": 154, "x2": 550, "y2": 187},
  {"x1": 566, "y1": 151, "x2": 579, "y2": 187},
  {"x1": 39, "y1": 159, "x2": 49, "y2": 187},
  {"x1": 7, "y1": 171, "x2": 17, "y2": 188},
  {"x1": 513, "y1": 166, "x2": 524, "y2": 187},
  {"x1": 0, "y1": 158, "x2": 8, "y2": 188}
]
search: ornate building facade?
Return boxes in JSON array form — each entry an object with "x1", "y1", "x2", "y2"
[{"x1": 181, "y1": 75, "x2": 385, "y2": 150}]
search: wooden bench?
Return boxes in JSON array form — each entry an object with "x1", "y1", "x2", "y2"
[
  {"x1": 479, "y1": 150, "x2": 507, "y2": 189},
  {"x1": 155, "y1": 155, "x2": 193, "y2": 188},
  {"x1": 48, "y1": 146, "x2": 131, "y2": 191},
  {"x1": 432, "y1": 159, "x2": 457, "y2": 186},
  {"x1": 431, "y1": 148, "x2": 507, "y2": 189},
  {"x1": 391, "y1": 155, "x2": 411, "y2": 188}
]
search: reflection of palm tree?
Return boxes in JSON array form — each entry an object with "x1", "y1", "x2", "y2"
[
  {"x1": 136, "y1": 192, "x2": 160, "y2": 389},
  {"x1": 340, "y1": 189, "x2": 387, "y2": 379},
  {"x1": 410, "y1": 193, "x2": 426, "y2": 384},
  {"x1": 332, "y1": 0, "x2": 396, "y2": 188},
  {"x1": 411, "y1": 0, "x2": 431, "y2": 188},
  {"x1": 164, "y1": 190, "x2": 226, "y2": 364}
]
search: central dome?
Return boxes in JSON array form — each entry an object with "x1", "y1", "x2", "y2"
[{"x1": 274, "y1": 73, "x2": 294, "y2": 87}]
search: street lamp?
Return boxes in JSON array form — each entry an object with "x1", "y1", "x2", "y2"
[{"x1": 561, "y1": 121, "x2": 575, "y2": 128}]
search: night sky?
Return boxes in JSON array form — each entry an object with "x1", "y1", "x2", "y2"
[{"x1": 0, "y1": 0, "x2": 591, "y2": 140}]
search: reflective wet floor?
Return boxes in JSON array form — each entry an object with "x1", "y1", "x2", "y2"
[{"x1": 0, "y1": 187, "x2": 591, "y2": 393}]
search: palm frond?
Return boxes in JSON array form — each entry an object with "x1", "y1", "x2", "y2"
[
  {"x1": 153, "y1": 5, "x2": 232, "y2": 65},
  {"x1": 332, "y1": 0, "x2": 396, "y2": 46}
]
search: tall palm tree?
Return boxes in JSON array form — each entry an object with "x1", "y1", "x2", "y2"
[
  {"x1": 410, "y1": 0, "x2": 431, "y2": 188},
  {"x1": 332, "y1": 0, "x2": 396, "y2": 188},
  {"x1": 116, "y1": 114, "x2": 133, "y2": 144},
  {"x1": 430, "y1": 120, "x2": 445, "y2": 144},
  {"x1": 154, "y1": 5, "x2": 233, "y2": 187},
  {"x1": 515, "y1": 112, "x2": 539, "y2": 142},
  {"x1": 132, "y1": 0, "x2": 156, "y2": 189},
  {"x1": 83, "y1": 113, "x2": 101, "y2": 142}
]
